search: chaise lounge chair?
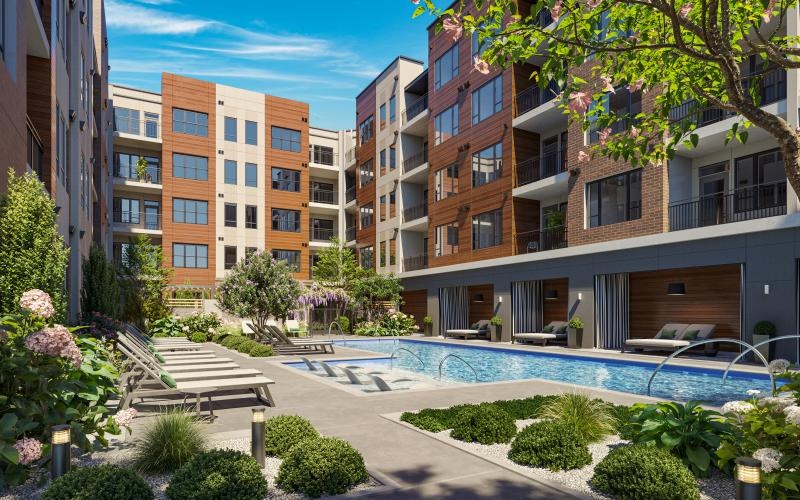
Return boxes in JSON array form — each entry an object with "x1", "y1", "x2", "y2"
[
  {"x1": 263, "y1": 324, "x2": 335, "y2": 353},
  {"x1": 446, "y1": 320, "x2": 490, "y2": 340},
  {"x1": 512, "y1": 321, "x2": 569, "y2": 345},
  {"x1": 622, "y1": 324, "x2": 718, "y2": 356}
]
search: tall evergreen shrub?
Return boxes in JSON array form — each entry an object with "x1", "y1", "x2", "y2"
[{"x1": 81, "y1": 244, "x2": 121, "y2": 318}]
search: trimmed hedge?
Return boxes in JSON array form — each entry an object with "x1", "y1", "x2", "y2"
[
  {"x1": 450, "y1": 404, "x2": 517, "y2": 445},
  {"x1": 165, "y1": 449, "x2": 267, "y2": 500},
  {"x1": 265, "y1": 415, "x2": 320, "y2": 457},
  {"x1": 190, "y1": 332, "x2": 207, "y2": 343},
  {"x1": 42, "y1": 465, "x2": 153, "y2": 500},
  {"x1": 246, "y1": 343, "x2": 274, "y2": 357},
  {"x1": 508, "y1": 421, "x2": 592, "y2": 471},
  {"x1": 220, "y1": 335, "x2": 247, "y2": 349},
  {"x1": 591, "y1": 445, "x2": 700, "y2": 500},
  {"x1": 275, "y1": 437, "x2": 368, "y2": 498}
]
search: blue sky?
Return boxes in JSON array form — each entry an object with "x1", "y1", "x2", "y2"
[{"x1": 106, "y1": 1, "x2": 430, "y2": 130}]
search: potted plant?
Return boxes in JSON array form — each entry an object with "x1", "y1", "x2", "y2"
[
  {"x1": 135, "y1": 157, "x2": 149, "y2": 182},
  {"x1": 753, "y1": 321, "x2": 777, "y2": 361},
  {"x1": 568, "y1": 316, "x2": 585, "y2": 348},
  {"x1": 422, "y1": 315, "x2": 433, "y2": 337},
  {"x1": 490, "y1": 315, "x2": 503, "y2": 342}
]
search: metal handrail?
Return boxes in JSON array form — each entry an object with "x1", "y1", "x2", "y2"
[
  {"x1": 327, "y1": 321, "x2": 343, "y2": 341},
  {"x1": 721, "y1": 335, "x2": 800, "y2": 385},
  {"x1": 438, "y1": 353, "x2": 479, "y2": 382},
  {"x1": 646, "y1": 339, "x2": 774, "y2": 397},
  {"x1": 390, "y1": 348, "x2": 425, "y2": 369}
]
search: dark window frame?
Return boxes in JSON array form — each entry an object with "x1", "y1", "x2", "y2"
[
  {"x1": 472, "y1": 209, "x2": 503, "y2": 250},
  {"x1": 245, "y1": 205, "x2": 257, "y2": 229},
  {"x1": 586, "y1": 169, "x2": 642, "y2": 227},
  {"x1": 173, "y1": 153, "x2": 208, "y2": 181},
  {"x1": 245, "y1": 120, "x2": 258, "y2": 145},
  {"x1": 472, "y1": 142, "x2": 503, "y2": 187},
  {"x1": 173, "y1": 243, "x2": 209, "y2": 269},
  {"x1": 271, "y1": 126, "x2": 302, "y2": 152},
  {"x1": 471, "y1": 75, "x2": 503, "y2": 125},
  {"x1": 172, "y1": 198, "x2": 208, "y2": 225},
  {"x1": 271, "y1": 208, "x2": 301, "y2": 232},
  {"x1": 224, "y1": 203, "x2": 237, "y2": 228},
  {"x1": 271, "y1": 167, "x2": 301, "y2": 192},
  {"x1": 172, "y1": 108, "x2": 209, "y2": 137},
  {"x1": 434, "y1": 44, "x2": 459, "y2": 90}
]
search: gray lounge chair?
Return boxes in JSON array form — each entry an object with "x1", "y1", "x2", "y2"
[
  {"x1": 513, "y1": 321, "x2": 569, "y2": 345},
  {"x1": 446, "y1": 320, "x2": 490, "y2": 339},
  {"x1": 300, "y1": 357, "x2": 318, "y2": 371},
  {"x1": 318, "y1": 361, "x2": 340, "y2": 377},
  {"x1": 341, "y1": 367, "x2": 364, "y2": 385},
  {"x1": 622, "y1": 324, "x2": 718, "y2": 356}
]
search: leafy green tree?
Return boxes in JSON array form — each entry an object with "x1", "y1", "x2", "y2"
[
  {"x1": 216, "y1": 250, "x2": 303, "y2": 330},
  {"x1": 351, "y1": 271, "x2": 404, "y2": 320},
  {"x1": 81, "y1": 244, "x2": 121, "y2": 319},
  {"x1": 0, "y1": 169, "x2": 69, "y2": 319},
  {"x1": 118, "y1": 234, "x2": 172, "y2": 328},
  {"x1": 311, "y1": 237, "x2": 365, "y2": 291},
  {"x1": 415, "y1": 0, "x2": 800, "y2": 193}
]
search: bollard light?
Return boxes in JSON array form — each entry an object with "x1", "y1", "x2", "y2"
[
  {"x1": 736, "y1": 457, "x2": 762, "y2": 500},
  {"x1": 251, "y1": 408, "x2": 266, "y2": 467},
  {"x1": 51, "y1": 425, "x2": 71, "y2": 480}
]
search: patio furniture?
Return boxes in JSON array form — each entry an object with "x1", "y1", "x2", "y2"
[
  {"x1": 284, "y1": 320, "x2": 309, "y2": 338},
  {"x1": 300, "y1": 357, "x2": 319, "y2": 371},
  {"x1": 263, "y1": 324, "x2": 335, "y2": 353},
  {"x1": 512, "y1": 321, "x2": 569, "y2": 345},
  {"x1": 446, "y1": 320, "x2": 490, "y2": 339},
  {"x1": 318, "y1": 361, "x2": 340, "y2": 377},
  {"x1": 622, "y1": 323, "x2": 718, "y2": 356}
]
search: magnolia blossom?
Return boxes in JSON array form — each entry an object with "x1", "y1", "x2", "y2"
[
  {"x1": 753, "y1": 448, "x2": 783, "y2": 473},
  {"x1": 551, "y1": 0, "x2": 563, "y2": 20},
  {"x1": 411, "y1": 0, "x2": 420, "y2": 4},
  {"x1": 568, "y1": 91, "x2": 592, "y2": 114},
  {"x1": 629, "y1": 126, "x2": 640, "y2": 138},
  {"x1": 598, "y1": 127, "x2": 612, "y2": 146},
  {"x1": 473, "y1": 56, "x2": 490, "y2": 75},
  {"x1": 19, "y1": 289, "x2": 55, "y2": 319},
  {"x1": 14, "y1": 438, "x2": 42, "y2": 465},
  {"x1": 721, "y1": 400, "x2": 755, "y2": 415},
  {"x1": 627, "y1": 79, "x2": 645, "y2": 93},
  {"x1": 600, "y1": 75, "x2": 615, "y2": 93},
  {"x1": 577, "y1": 150, "x2": 590, "y2": 163},
  {"x1": 442, "y1": 16, "x2": 463, "y2": 42},
  {"x1": 784, "y1": 405, "x2": 800, "y2": 426},
  {"x1": 113, "y1": 408, "x2": 138, "y2": 427},
  {"x1": 769, "y1": 358, "x2": 792, "y2": 374},
  {"x1": 25, "y1": 325, "x2": 83, "y2": 368},
  {"x1": 763, "y1": 0, "x2": 777, "y2": 22},
  {"x1": 586, "y1": 0, "x2": 602, "y2": 8},
  {"x1": 679, "y1": 3, "x2": 693, "y2": 18}
]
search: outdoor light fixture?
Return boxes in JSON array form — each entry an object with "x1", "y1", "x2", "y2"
[
  {"x1": 735, "y1": 457, "x2": 762, "y2": 500},
  {"x1": 545, "y1": 289, "x2": 559, "y2": 301},
  {"x1": 577, "y1": 292, "x2": 583, "y2": 301},
  {"x1": 497, "y1": 296, "x2": 503, "y2": 303},
  {"x1": 251, "y1": 408, "x2": 266, "y2": 467},
  {"x1": 51, "y1": 425, "x2": 71, "y2": 479},
  {"x1": 764, "y1": 284, "x2": 770, "y2": 295},
  {"x1": 473, "y1": 293, "x2": 485, "y2": 303},
  {"x1": 667, "y1": 283, "x2": 686, "y2": 296}
]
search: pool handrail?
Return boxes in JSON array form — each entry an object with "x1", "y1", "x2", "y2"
[
  {"x1": 327, "y1": 321, "x2": 343, "y2": 340},
  {"x1": 390, "y1": 347, "x2": 425, "y2": 369},
  {"x1": 438, "y1": 353, "x2": 480, "y2": 383},
  {"x1": 721, "y1": 335, "x2": 800, "y2": 386},
  {"x1": 646, "y1": 338, "x2": 774, "y2": 397}
]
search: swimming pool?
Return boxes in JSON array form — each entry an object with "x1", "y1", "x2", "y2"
[{"x1": 292, "y1": 339, "x2": 775, "y2": 405}]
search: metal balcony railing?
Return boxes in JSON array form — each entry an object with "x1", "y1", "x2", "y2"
[
  {"x1": 114, "y1": 164, "x2": 162, "y2": 184},
  {"x1": 403, "y1": 202, "x2": 428, "y2": 222},
  {"x1": 669, "y1": 181, "x2": 787, "y2": 231},
  {"x1": 345, "y1": 226, "x2": 356, "y2": 242},
  {"x1": 515, "y1": 81, "x2": 562, "y2": 116},
  {"x1": 310, "y1": 187, "x2": 337, "y2": 204},
  {"x1": 345, "y1": 186, "x2": 356, "y2": 203},
  {"x1": 403, "y1": 253, "x2": 428, "y2": 272},
  {"x1": 515, "y1": 148, "x2": 567, "y2": 187},
  {"x1": 113, "y1": 118, "x2": 160, "y2": 139},
  {"x1": 402, "y1": 94, "x2": 429, "y2": 124},
  {"x1": 515, "y1": 226, "x2": 567, "y2": 254},
  {"x1": 310, "y1": 227, "x2": 335, "y2": 241},
  {"x1": 311, "y1": 149, "x2": 335, "y2": 166},
  {"x1": 403, "y1": 148, "x2": 429, "y2": 173},
  {"x1": 113, "y1": 211, "x2": 162, "y2": 230}
]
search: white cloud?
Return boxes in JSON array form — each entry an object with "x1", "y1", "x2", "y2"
[{"x1": 105, "y1": 1, "x2": 212, "y2": 34}]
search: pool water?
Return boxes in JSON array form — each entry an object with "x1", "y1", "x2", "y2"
[{"x1": 302, "y1": 339, "x2": 774, "y2": 405}]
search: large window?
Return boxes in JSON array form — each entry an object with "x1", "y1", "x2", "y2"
[
  {"x1": 173, "y1": 243, "x2": 208, "y2": 268},
  {"x1": 272, "y1": 168, "x2": 300, "y2": 191},
  {"x1": 434, "y1": 44, "x2": 459, "y2": 90},
  {"x1": 224, "y1": 160, "x2": 237, "y2": 185},
  {"x1": 272, "y1": 209, "x2": 301, "y2": 232},
  {"x1": 224, "y1": 246, "x2": 237, "y2": 270},
  {"x1": 587, "y1": 170, "x2": 642, "y2": 227},
  {"x1": 115, "y1": 153, "x2": 160, "y2": 182},
  {"x1": 380, "y1": 103, "x2": 387, "y2": 129},
  {"x1": 360, "y1": 203, "x2": 374, "y2": 229},
  {"x1": 272, "y1": 250, "x2": 300, "y2": 271},
  {"x1": 434, "y1": 103, "x2": 459, "y2": 145},
  {"x1": 0, "y1": 0, "x2": 6, "y2": 62},
  {"x1": 358, "y1": 115, "x2": 374, "y2": 145},
  {"x1": 245, "y1": 120, "x2": 258, "y2": 145},
  {"x1": 734, "y1": 149, "x2": 787, "y2": 210},
  {"x1": 271, "y1": 126, "x2": 301, "y2": 152},
  {"x1": 389, "y1": 146, "x2": 396, "y2": 170},
  {"x1": 173, "y1": 108, "x2": 208, "y2": 137},
  {"x1": 244, "y1": 163, "x2": 257, "y2": 187},
  {"x1": 472, "y1": 143, "x2": 502, "y2": 187},
  {"x1": 472, "y1": 75, "x2": 503, "y2": 125},
  {"x1": 359, "y1": 246, "x2": 374, "y2": 269},
  {"x1": 173, "y1": 153, "x2": 208, "y2": 181},
  {"x1": 359, "y1": 160, "x2": 374, "y2": 187},
  {"x1": 114, "y1": 107, "x2": 140, "y2": 135},
  {"x1": 389, "y1": 95, "x2": 396, "y2": 123},
  {"x1": 589, "y1": 88, "x2": 642, "y2": 143},
  {"x1": 173, "y1": 198, "x2": 208, "y2": 224},
  {"x1": 224, "y1": 116, "x2": 237, "y2": 142},
  {"x1": 245, "y1": 205, "x2": 258, "y2": 229},
  {"x1": 113, "y1": 198, "x2": 140, "y2": 224},
  {"x1": 435, "y1": 222, "x2": 459, "y2": 256},
  {"x1": 434, "y1": 164, "x2": 459, "y2": 201},
  {"x1": 224, "y1": 203, "x2": 237, "y2": 227},
  {"x1": 472, "y1": 209, "x2": 503, "y2": 250},
  {"x1": 311, "y1": 145, "x2": 334, "y2": 165}
]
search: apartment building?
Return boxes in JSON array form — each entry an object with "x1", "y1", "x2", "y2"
[
  {"x1": 0, "y1": 0, "x2": 112, "y2": 321},
  {"x1": 353, "y1": 0, "x2": 800, "y2": 359},
  {"x1": 109, "y1": 75, "x2": 354, "y2": 293}
]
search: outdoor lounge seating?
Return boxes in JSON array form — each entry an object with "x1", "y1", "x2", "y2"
[
  {"x1": 250, "y1": 324, "x2": 335, "y2": 354},
  {"x1": 622, "y1": 323, "x2": 718, "y2": 356},
  {"x1": 446, "y1": 320, "x2": 490, "y2": 339},
  {"x1": 512, "y1": 321, "x2": 569, "y2": 345}
]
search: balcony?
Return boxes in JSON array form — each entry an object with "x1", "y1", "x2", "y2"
[
  {"x1": 345, "y1": 226, "x2": 356, "y2": 242},
  {"x1": 114, "y1": 164, "x2": 162, "y2": 185},
  {"x1": 403, "y1": 94, "x2": 429, "y2": 124},
  {"x1": 113, "y1": 211, "x2": 162, "y2": 233},
  {"x1": 345, "y1": 147, "x2": 357, "y2": 166},
  {"x1": 403, "y1": 253, "x2": 428, "y2": 272},
  {"x1": 403, "y1": 202, "x2": 428, "y2": 223},
  {"x1": 310, "y1": 149, "x2": 335, "y2": 166},
  {"x1": 515, "y1": 226, "x2": 567, "y2": 254},
  {"x1": 403, "y1": 149, "x2": 428, "y2": 174},
  {"x1": 516, "y1": 81, "x2": 561, "y2": 117},
  {"x1": 114, "y1": 118, "x2": 161, "y2": 140},
  {"x1": 310, "y1": 187, "x2": 337, "y2": 205},
  {"x1": 310, "y1": 227, "x2": 335, "y2": 242},
  {"x1": 668, "y1": 181, "x2": 787, "y2": 231},
  {"x1": 345, "y1": 186, "x2": 356, "y2": 204},
  {"x1": 515, "y1": 149, "x2": 566, "y2": 187}
]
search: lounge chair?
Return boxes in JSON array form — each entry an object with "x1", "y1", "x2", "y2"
[
  {"x1": 318, "y1": 361, "x2": 340, "y2": 377},
  {"x1": 284, "y1": 320, "x2": 309, "y2": 338},
  {"x1": 622, "y1": 324, "x2": 718, "y2": 356},
  {"x1": 513, "y1": 321, "x2": 569, "y2": 345},
  {"x1": 446, "y1": 320, "x2": 490, "y2": 340},
  {"x1": 262, "y1": 324, "x2": 335, "y2": 353},
  {"x1": 300, "y1": 357, "x2": 318, "y2": 371}
]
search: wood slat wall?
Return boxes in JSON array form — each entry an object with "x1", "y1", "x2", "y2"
[
  {"x1": 468, "y1": 284, "x2": 495, "y2": 325},
  {"x1": 542, "y1": 278, "x2": 568, "y2": 324},
  {"x1": 401, "y1": 289, "x2": 428, "y2": 328},
  {"x1": 355, "y1": 82, "x2": 377, "y2": 258}
]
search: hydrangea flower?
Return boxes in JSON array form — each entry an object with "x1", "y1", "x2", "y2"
[
  {"x1": 721, "y1": 400, "x2": 755, "y2": 415},
  {"x1": 784, "y1": 405, "x2": 800, "y2": 426},
  {"x1": 113, "y1": 408, "x2": 138, "y2": 427},
  {"x1": 769, "y1": 358, "x2": 791, "y2": 374},
  {"x1": 13, "y1": 438, "x2": 42, "y2": 465},
  {"x1": 759, "y1": 396, "x2": 795, "y2": 410},
  {"x1": 746, "y1": 389, "x2": 761, "y2": 396},
  {"x1": 19, "y1": 289, "x2": 55, "y2": 319},
  {"x1": 753, "y1": 448, "x2": 783, "y2": 473},
  {"x1": 25, "y1": 325, "x2": 83, "y2": 368}
]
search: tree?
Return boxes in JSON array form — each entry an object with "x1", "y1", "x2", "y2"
[
  {"x1": 414, "y1": 0, "x2": 800, "y2": 194},
  {"x1": 0, "y1": 169, "x2": 69, "y2": 319},
  {"x1": 216, "y1": 250, "x2": 303, "y2": 330},
  {"x1": 311, "y1": 237, "x2": 366, "y2": 291},
  {"x1": 81, "y1": 244, "x2": 121, "y2": 319},
  {"x1": 351, "y1": 271, "x2": 404, "y2": 320},
  {"x1": 118, "y1": 234, "x2": 172, "y2": 328}
]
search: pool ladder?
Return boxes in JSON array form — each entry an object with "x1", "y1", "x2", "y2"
[
  {"x1": 390, "y1": 348, "x2": 425, "y2": 369},
  {"x1": 438, "y1": 353, "x2": 480, "y2": 383}
]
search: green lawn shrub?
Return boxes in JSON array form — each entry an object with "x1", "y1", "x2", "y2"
[
  {"x1": 42, "y1": 465, "x2": 153, "y2": 500},
  {"x1": 166, "y1": 449, "x2": 267, "y2": 500},
  {"x1": 275, "y1": 437, "x2": 368, "y2": 498},
  {"x1": 132, "y1": 409, "x2": 207, "y2": 473},
  {"x1": 449, "y1": 404, "x2": 517, "y2": 444},
  {"x1": 265, "y1": 415, "x2": 319, "y2": 457},
  {"x1": 508, "y1": 421, "x2": 592, "y2": 471}
]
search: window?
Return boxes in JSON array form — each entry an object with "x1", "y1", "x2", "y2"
[
  {"x1": 224, "y1": 246, "x2": 237, "y2": 270},
  {"x1": 472, "y1": 143, "x2": 503, "y2": 187},
  {"x1": 173, "y1": 243, "x2": 208, "y2": 268},
  {"x1": 271, "y1": 167, "x2": 300, "y2": 191},
  {"x1": 271, "y1": 126, "x2": 301, "y2": 152},
  {"x1": 380, "y1": 195, "x2": 387, "y2": 222},
  {"x1": 173, "y1": 198, "x2": 208, "y2": 224},
  {"x1": 734, "y1": 149, "x2": 787, "y2": 210},
  {"x1": 358, "y1": 115, "x2": 374, "y2": 145},
  {"x1": 311, "y1": 218, "x2": 334, "y2": 240},
  {"x1": 145, "y1": 112, "x2": 159, "y2": 138},
  {"x1": 241, "y1": 162, "x2": 257, "y2": 188},
  {"x1": 224, "y1": 160, "x2": 237, "y2": 185},
  {"x1": 114, "y1": 107, "x2": 140, "y2": 135},
  {"x1": 245, "y1": 205, "x2": 257, "y2": 229},
  {"x1": 245, "y1": 120, "x2": 258, "y2": 145},
  {"x1": 311, "y1": 145, "x2": 334, "y2": 165},
  {"x1": 272, "y1": 250, "x2": 300, "y2": 271},
  {"x1": 379, "y1": 149, "x2": 386, "y2": 170},
  {"x1": 434, "y1": 164, "x2": 459, "y2": 201},
  {"x1": 389, "y1": 146, "x2": 396, "y2": 170},
  {"x1": 434, "y1": 44, "x2": 459, "y2": 90},
  {"x1": 0, "y1": 0, "x2": 4, "y2": 62},
  {"x1": 114, "y1": 198, "x2": 140, "y2": 224},
  {"x1": 359, "y1": 160, "x2": 374, "y2": 187},
  {"x1": 173, "y1": 108, "x2": 208, "y2": 137},
  {"x1": 472, "y1": 75, "x2": 503, "y2": 125},
  {"x1": 360, "y1": 203, "x2": 374, "y2": 229},
  {"x1": 380, "y1": 103, "x2": 386, "y2": 129},
  {"x1": 389, "y1": 95, "x2": 397, "y2": 123},
  {"x1": 472, "y1": 25, "x2": 491, "y2": 59},
  {"x1": 472, "y1": 209, "x2": 503, "y2": 249},
  {"x1": 56, "y1": 106, "x2": 66, "y2": 182},
  {"x1": 224, "y1": 203, "x2": 237, "y2": 227},
  {"x1": 589, "y1": 88, "x2": 642, "y2": 143},
  {"x1": 359, "y1": 246, "x2": 374, "y2": 269},
  {"x1": 173, "y1": 153, "x2": 208, "y2": 181},
  {"x1": 434, "y1": 103, "x2": 459, "y2": 145},
  {"x1": 224, "y1": 116, "x2": 237, "y2": 142},
  {"x1": 587, "y1": 170, "x2": 642, "y2": 227},
  {"x1": 272, "y1": 209, "x2": 301, "y2": 232},
  {"x1": 435, "y1": 222, "x2": 459, "y2": 256}
]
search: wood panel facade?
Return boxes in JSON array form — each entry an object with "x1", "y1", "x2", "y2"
[
  {"x1": 542, "y1": 278, "x2": 569, "y2": 324},
  {"x1": 468, "y1": 284, "x2": 495, "y2": 325},
  {"x1": 0, "y1": 0, "x2": 30, "y2": 191},
  {"x1": 401, "y1": 289, "x2": 428, "y2": 328},
  {"x1": 355, "y1": 80, "x2": 377, "y2": 263}
]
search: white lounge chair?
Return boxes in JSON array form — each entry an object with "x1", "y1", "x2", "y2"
[
  {"x1": 622, "y1": 324, "x2": 718, "y2": 356},
  {"x1": 446, "y1": 320, "x2": 490, "y2": 339},
  {"x1": 513, "y1": 321, "x2": 569, "y2": 345}
]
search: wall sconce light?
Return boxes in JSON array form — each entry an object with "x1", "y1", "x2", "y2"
[
  {"x1": 51, "y1": 425, "x2": 71, "y2": 479},
  {"x1": 577, "y1": 292, "x2": 583, "y2": 301},
  {"x1": 251, "y1": 408, "x2": 266, "y2": 467},
  {"x1": 667, "y1": 283, "x2": 686, "y2": 296},
  {"x1": 764, "y1": 284, "x2": 770, "y2": 295},
  {"x1": 498, "y1": 296, "x2": 503, "y2": 303},
  {"x1": 545, "y1": 289, "x2": 559, "y2": 301},
  {"x1": 473, "y1": 293, "x2": 485, "y2": 303},
  {"x1": 735, "y1": 457, "x2": 761, "y2": 500}
]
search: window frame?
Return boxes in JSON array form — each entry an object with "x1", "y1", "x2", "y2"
[
  {"x1": 224, "y1": 159, "x2": 237, "y2": 185},
  {"x1": 224, "y1": 203, "x2": 237, "y2": 228},
  {"x1": 434, "y1": 44, "x2": 459, "y2": 90},
  {"x1": 271, "y1": 249, "x2": 301, "y2": 272},
  {"x1": 586, "y1": 169, "x2": 643, "y2": 227},
  {"x1": 434, "y1": 103, "x2": 460, "y2": 145},
  {"x1": 472, "y1": 209, "x2": 503, "y2": 250},
  {"x1": 389, "y1": 95, "x2": 396, "y2": 123},
  {"x1": 435, "y1": 221, "x2": 460, "y2": 256},
  {"x1": 472, "y1": 142, "x2": 503, "y2": 187},
  {"x1": 471, "y1": 75, "x2": 503, "y2": 125},
  {"x1": 172, "y1": 198, "x2": 208, "y2": 225},
  {"x1": 271, "y1": 126, "x2": 301, "y2": 152},
  {"x1": 173, "y1": 153, "x2": 208, "y2": 181},
  {"x1": 224, "y1": 116, "x2": 237, "y2": 142},
  {"x1": 224, "y1": 246, "x2": 237, "y2": 270},
  {"x1": 271, "y1": 167, "x2": 301, "y2": 192},
  {"x1": 244, "y1": 162, "x2": 258, "y2": 187},
  {"x1": 271, "y1": 208, "x2": 301, "y2": 232},
  {"x1": 434, "y1": 164, "x2": 459, "y2": 201},
  {"x1": 172, "y1": 108, "x2": 208, "y2": 137},
  {"x1": 173, "y1": 243, "x2": 208, "y2": 269},
  {"x1": 245, "y1": 205, "x2": 258, "y2": 229},
  {"x1": 245, "y1": 120, "x2": 258, "y2": 145},
  {"x1": 360, "y1": 203, "x2": 374, "y2": 229},
  {"x1": 358, "y1": 115, "x2": 374, "y2": 145},
  {"x1": 359, "y1": 160, "x2": 374, "y2": 187}
]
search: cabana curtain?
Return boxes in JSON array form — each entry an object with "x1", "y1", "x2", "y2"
[
  {"x1": 595, "y1": 273, "x2": 630, "y2": 349},
  {"x1": 439, "y1": 287, "x2": 469, "y2": 333},
  {"x1": 512, "y1": 280, "x2": 543, "y2": 334}
]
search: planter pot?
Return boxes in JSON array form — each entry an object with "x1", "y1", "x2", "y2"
[
  {"x1": 424, "y1": 324, "x2": 433, "y2": 337},
  {"x1": 490, "y1": 324, "x2": 503, "y2": 342},
  {"x1": 752, "y1": 334, "x2": 775, "y2": 361},
  {"x1": 568, "y1": 327, "x2": 587, "y2": 348}
]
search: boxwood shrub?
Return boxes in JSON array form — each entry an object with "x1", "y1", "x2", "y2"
[
  {"x1": 265, "y1": 415, "x2": 320, "y2": 457},
  {"x1": 450, "y1": 404, "x2": 517, "y2": 444},
  {"x1": 42, "y1": 464, "x2": 153, "y2": 500},
  {"x1": 400, "y1": 396, "x2": 559, "y2": 432},
  {"x1": 275, "y1": 437, "x2": 368, "y2": 498},
  {"x1": 165, "y1": 449, "x2": 267, "y2": 500},
  {"x1": 246, "y1": 343, "x2": 274, "y2": 357},
  {"x1": 221, "y1": 335, "x2": 246, "y2": 349},
  {"x1": 190, "y1": 332, "x2": 207, "y2": 343},
  {"x1": 508, "y1": 421, "x2": 592, "y2": 471},
  {"x1": 235, "y1": 339, "x2": 260, "y2": 354},
  {"x1": 591, "y1": 444, "x2": 700, "y2": 500}
]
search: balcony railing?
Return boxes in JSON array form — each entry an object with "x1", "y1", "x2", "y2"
[
  {"x1": 345, "y1": 186, "x2": 356, "y2": 203},
  {"x1": 402, "y1": 93, "x2": 429, "y2": 124},
  {"x1": 515, "y1": 226, "x2": 567, "y2": 254},
  {"x1": 310, "y1": 227, "x2": 335, "y2": 241},
  {"x1": 403, "y1": 253, "x2": 428, "y2": 272},
  {"x1": 113, "y1": 211, "x2": 162, "y2": 231},
  {"x1": 669, "y1": 68, "x2": 787, "y2": 127},
  {"x1": 345, "y1": 147, "x2": 357, "y2": 165},
  {"x1": 310, "y1": 187, "x2": 337, "y2": 205},
  {"x1": 113, "y1": 118, "x2": 160, "y2": 139},
  {"x1": 114, "y1": 164, "x2": 162, "y2": 184},
  {"x1": 311, "y1": 149, "x2": 335, "y2": 166},
  {"x1": 403, "y1": 202, "x2": 428, "y2": 222},
  {"x1": 669, "y1": 181, "x2": 787, "y2": 231},
  {"x1": 403, "y1": 149, "x2": 429, "y2": 173},
  {"x1": 515, "y1": 148, "x2": 567, "y2": 187},
  {"x1": 345, "y1": 226, "x2": 356, "y2": 241},
  {"x1": 515, "y1": 81, "x2": 562, "y2": 116}
]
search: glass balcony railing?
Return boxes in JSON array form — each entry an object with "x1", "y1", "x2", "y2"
[
  {"x1": 113, "y1": 211, "x2": 161, "y2": 231},
  {"x1": 403, "y1": 148, "x2": 429, "y2": 173},
  {"x1": 114, "y1": 164, "x2": 162, "y2": 184},
  {"x1": 114, "y1": 118, "x2": 160, "y2": 139}
]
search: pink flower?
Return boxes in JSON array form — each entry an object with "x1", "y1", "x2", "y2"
[
  {"x1": 473, "y1": 56, "x2": 490, "y2": 75},
  {"x1": 627, "y1": 79, "x2": 644, "y2": 92},
  {"x1": 568, "y1": 91, "x2": 593, "y2": 114},
  {"x1": 19, "y1": 289, "x2": 55, "y2": 319},
  {"x1": 628, "y1": 31, "x2": 640, "y2": 41},
  {"x1": 578, "y1": 151, "x2": 590, "y2": 163},
  {"x1": 442, "y1": 16, "x2": 463, "y2": 41},
  {"x1": 587, "y1": 0, "x2": 602, "y2": 8},
  {"x1": 763, "y1": 0, "x2": 776, "y2": 21},
  {"x1": 551, "y1": 0, "x2": 563, "y2": 20},
  {"x1": 600, "y1": 76, "x2": 615, "y2": 93},
  {"x1": 411, "y1": 0, "x2": 420, "y2": 3},
  {"x1": 679, "y1": 3, "x2": 693, "y2": 18},
  {"x1": 25, "y1": 325, "x2": 83, "y2": 368},
  {"x1": 113, "y1": 408, "x2": 138, "y2": 427},
  {"x1": 14, "y1": 438, "x2": 42, "y2": 465},
  {"x1": 630, "y1": 126, "x2": 640, "y2": 138},
  {"x1": 598, "y1": 127, "x2": 612, "y2": 145}
]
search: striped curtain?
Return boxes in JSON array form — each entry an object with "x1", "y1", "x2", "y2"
[
  {"x1": 595, "y1": 273, "x2": 630, "y2": 349},
  {"x1": 512, "y1": 280, "x2": 543, "y2": 334},
  {"x1": 439, "y1": 287, "x2": 469, "y2": 333}
]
